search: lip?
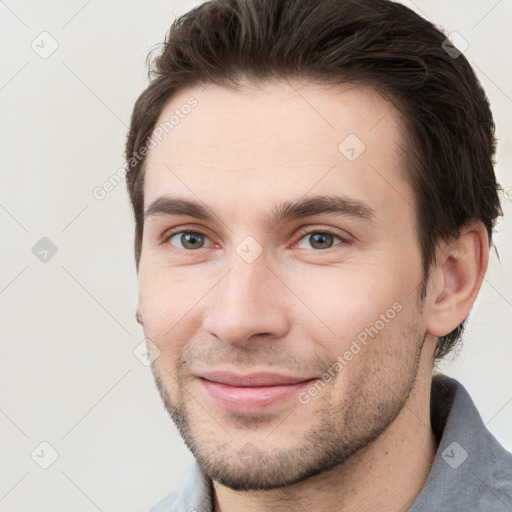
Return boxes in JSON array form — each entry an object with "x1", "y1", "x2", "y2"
[
  {"x1": 194, "y1": 371, "x2": 317, "y2": 413},
  {"x1": 196, "y1": 370, "x2": 314, "y2": 387}
]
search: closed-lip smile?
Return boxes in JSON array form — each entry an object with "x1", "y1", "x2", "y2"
[{"x1": 194, "y1": 370, "x2": 317, "y2": 413}]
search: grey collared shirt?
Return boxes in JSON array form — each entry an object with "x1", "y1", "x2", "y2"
[{"x1": 149, "y1": 374, "x2": 512, "y2": 511}]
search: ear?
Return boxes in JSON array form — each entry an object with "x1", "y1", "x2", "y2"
[
  {"x1": 135, "y1": 306, "x2": 144, "y2": 326},
  {"x1": 425, "y1": 221, "x2": 489, "y2": 337}
]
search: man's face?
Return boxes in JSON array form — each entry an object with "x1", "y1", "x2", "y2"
[{"x1": 138, "y1": 81, "x2": 432, "y2": 490}]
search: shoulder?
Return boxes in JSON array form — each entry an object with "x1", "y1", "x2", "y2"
[
  {"x1": 411, "y1": 374, "x2": 512, "y2": 511},
  {"x1": 148, "y1": 490, "x2": 179, "y2": 512},
  {"x1": 473, "y1": 427, "x2": 512, "y2": 509},
  {"x1": 147, "y1": 461, "x2": 212, "y2": 512}
]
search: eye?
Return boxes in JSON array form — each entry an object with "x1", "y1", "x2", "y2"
[
  {"x1": 161, "y1": 228, "x2": 348, "y2": 252},
  {"x1": 295, "y1": 230, "x2": 346, "y2": 250},
  {"x1": 165, "y1": 230, "x2": 212, "y2": 250}
]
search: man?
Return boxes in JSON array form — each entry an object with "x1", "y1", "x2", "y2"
[{"x1": 124, "y1": 0, "x2": 512, "y2": 510}]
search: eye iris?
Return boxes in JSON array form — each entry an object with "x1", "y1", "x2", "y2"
[
  {"x1": 182, "y1": 232, "x2": 204, "y2": 249},
  {"x1": 310, "y1": 233, "x2": 334, "y2": 249}
]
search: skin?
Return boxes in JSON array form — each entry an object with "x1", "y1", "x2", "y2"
[{"x1": 136, "y1": 80, "x2": 489, "y2": 512}]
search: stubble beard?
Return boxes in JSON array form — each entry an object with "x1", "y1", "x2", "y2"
[{"x1": 150, "y1": 321, "x2": 426, "y2": 491}]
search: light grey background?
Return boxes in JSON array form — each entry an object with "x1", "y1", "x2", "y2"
[{"x1": 0, "y1": 1, "x2": 511, "y2": 511}]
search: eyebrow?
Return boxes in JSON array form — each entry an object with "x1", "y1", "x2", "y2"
[{"x1": 144, "y1": 194, "x2": 377, "y2": 228}]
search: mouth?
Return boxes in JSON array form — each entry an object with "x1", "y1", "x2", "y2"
[{"x1": 194, "y1": 371, "x2": 318, "y2": 413}]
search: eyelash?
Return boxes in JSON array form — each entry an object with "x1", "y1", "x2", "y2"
[{"x1": 161, "y1": 227, "x2": 349, "y2": 251}]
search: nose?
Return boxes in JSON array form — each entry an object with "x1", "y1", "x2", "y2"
[{"x1": 202, "y1": 252, "x2": 291, "y2": 348}]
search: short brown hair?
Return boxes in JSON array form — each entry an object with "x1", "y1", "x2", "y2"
[{"x1": 125, "y1": 0, "x2": 503, "y2": 359}]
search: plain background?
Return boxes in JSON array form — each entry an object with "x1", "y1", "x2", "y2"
[{"x1": 0, "y1": 1, "x2": 511, "y2": 511}]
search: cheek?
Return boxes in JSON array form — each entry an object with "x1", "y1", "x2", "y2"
[
  {"x1": 137, "y1": 267, "x2": 196, "y2": 358},
  {"x1": 284, "y1": 262, "x2": 415, "y2": 358},
  {"x1": 138, "y1": 261, "x2": 193, "y2": 317},
  {"x1": 294, "y1": 269, "x2": 397, "y2": 324}
]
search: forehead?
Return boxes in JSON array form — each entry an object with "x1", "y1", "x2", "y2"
[{"x1": 143, "y1": 80, "x2": 412, "y2": 221}]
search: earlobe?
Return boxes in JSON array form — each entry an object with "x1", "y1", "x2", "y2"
[{"x1": 426, "y1": 222, "x2": 489, "y2": 337}]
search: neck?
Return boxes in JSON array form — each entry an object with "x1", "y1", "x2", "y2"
[{"x1": 212, "y1": 365, "x2": 437, "y2": 512}]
